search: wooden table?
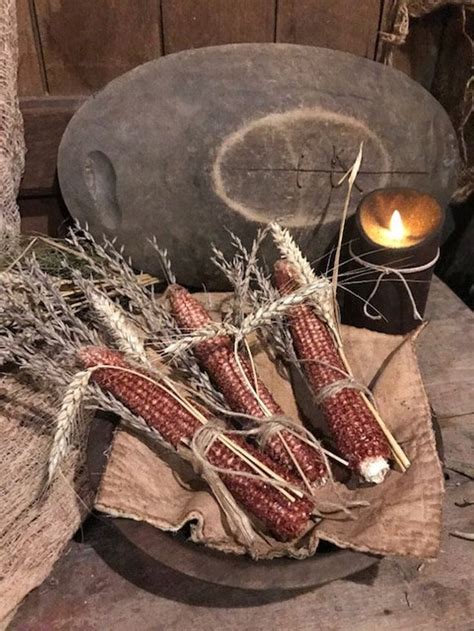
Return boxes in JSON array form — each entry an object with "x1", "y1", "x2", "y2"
[{"x1": 10, "y1": 278, "x2": 474, "y2": 631}]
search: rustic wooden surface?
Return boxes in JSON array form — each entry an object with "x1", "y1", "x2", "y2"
[
  {"x1": 276, "y1": 0, "x2": 381, "y2": 58},
  {"x1": 10, "y1": 276, "x2": 474, "y2": 631},
  {"x1": 162, "y1": 0, "x2": 275, "y2": 54},
  {"x1": 20, "y1": 96, "x2": 85, "y2": 194},
  {"x1": 33, "y1": 0, "x2": 162, "y2": 94},
  {"x1": 19, "y1": 195, "x2": 65, "y2": 236},
  {"x1": 16, "y1": 0, "x2": 45, "y2": 96}
]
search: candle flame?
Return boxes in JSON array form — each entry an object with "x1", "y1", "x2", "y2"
[{"x1": 389, "y1": 209, "x2": 405, "y2": 240}]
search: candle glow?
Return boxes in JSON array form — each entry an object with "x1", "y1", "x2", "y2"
[
  {"x1": 388, "y1": 209, "x2": 405, "y2": 241},
  {"x1": 358, "y1": 189, "x2": 444, "y2": 250}
]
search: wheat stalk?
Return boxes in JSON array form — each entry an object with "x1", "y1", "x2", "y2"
[
  {"x1": 270, "y1": 224, "x2": 340, "y2": 339},
  {"x1": 162, "y1": 278, "x2": 330, "y2": 356},
  {"x1": 86, "y1": 288, "x2": 148, "y2": 364},
  {"x1": 239, "y1": 279, "x2": 328, "y2": 336},
  {"x1": 48, "y1": 369, "x2": 94, "y2": 484},
  {"x1": 332, "y1": 142, "x2": 363, "y2": 292},
  {"x1": 148, "y1": 237, "x2": 176, "y2": 284},
  {"x1": 270, "y1": 223, "x2": 316, "y2": 285},
  {"x1": 212, "y1": 227, "x2": 269, "y2": 326}
]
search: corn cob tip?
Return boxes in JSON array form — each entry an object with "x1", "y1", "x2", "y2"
[
  {"x1": 360, "y1": 456, "x2": 390, "y2": 484},
  {"x1": 165, "y1": 283, "x2": 186, "y2": 297},
  {"x1": 273, "y1": 259, "x2": 293, "y2": 273},
  {"x1": 273, "y1": 259, "x2": 299, "y2": 294}
]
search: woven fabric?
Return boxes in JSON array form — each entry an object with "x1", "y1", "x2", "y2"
[
  {"x1": 0, "y1": 376, "x2": 92, "y2": 625},
  {"x1": 0, "y1": 0, "x2": 25, "y2": 259}
]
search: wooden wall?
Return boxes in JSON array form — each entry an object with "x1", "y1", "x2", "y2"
[{"x1": 16, "y1": 0, "x2": 448, "y2": 232}]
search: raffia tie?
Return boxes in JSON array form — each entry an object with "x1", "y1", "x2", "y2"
[
  {"x1": 188, "y1": 420, "x2": 306, "y2": 551},
  {"x1": 312, "y1": 377, "x2": 372, "y2": 405},
  {"x1": 349, "y1": 243, "x2": 440, "y2": 322},
  {"x1": 190, "y1": 421, "x2": 305, "y2": 498},
  {"x1": 189, "y1": 420, "x2": 367, "y2": 525}
]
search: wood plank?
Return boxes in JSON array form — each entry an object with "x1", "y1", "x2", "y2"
[
  {"x1": 20, "y1": 97, "x2": 85, "y2": 194},
  {"x1": 19, "y1": 195, "x2": 66, "y2": 236},
  {"x1": 420, "y1": 277, "x2": 474, "y2": 418},
  {"x1": 16, "y1": 0, "x2": 45, "y2": 96},
  {"x1": 276, "y1": 0, "x2": 381, "y2": 59},
  {"x1": 34, "y1": 0, "x2": 162, "y2": 95},
  {"x1": 378, "y1": 8, "x2": 448, "y2": 90},
  {"x1": 162, "y1": 0, "x2": 275, "y2": 54}
]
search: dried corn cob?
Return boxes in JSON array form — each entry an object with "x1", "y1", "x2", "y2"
[
  {"x1": 167, "y1": 285, "x2": 328, "y2": 486},
  {"x1": 79, "y1": 345, "x2": 313, "y2": 540},
  {"x1": 273, "y1": 261, "x2": 391, "y2": 484}
]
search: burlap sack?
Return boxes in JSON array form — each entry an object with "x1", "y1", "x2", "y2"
[
  {"x1": 0, "y1": 377, "x2": 92, "y2": 625},
  {"x1": 95, "y1": 294, "x2": 444, "y2": 560},
  {"x1": 0, "y1": 0, "x2": 25, "y2": 257}
]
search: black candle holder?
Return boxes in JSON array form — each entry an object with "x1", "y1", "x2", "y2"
[{"x1": 341, "y1": 188, "x2": 444, "y2": 335}]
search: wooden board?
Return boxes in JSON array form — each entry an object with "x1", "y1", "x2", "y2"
[
  {"x1": 377, "y1": 7, "x2": 448, "y2": 90},
  {"x1": 162, "y1": 0, "x2": 275, "y2": 54},
  {"x1": 16, "y1": 0, "x2": 45, "y2": 96},
  {"x1": 57, "y1": 45, "x2": 459, "y2": 289},
  {"x1": 20, "y1": 97, "x2": 85, "y2": 194},
  {"x1": 19, "y1": 195, "x2": 65, "y2": 236},
  {"x1": 34, "y1": 0, "x2": 162, "y2": 94},
  {"x1": 276, "y1": 0, "x2": 381, "y2": 59}
]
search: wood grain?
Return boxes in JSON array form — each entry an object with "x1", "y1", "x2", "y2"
[
  {"x1": 162, "y1": 0, "x2": 275, "y2": 54},
  {"x1": 16, "y1": 0, "x2": 45, "y2": 96},
  {"x1": 381, "y1": 10, "x2": 448, "y2": 89},
  {"x1": 33, "y1": 0, "x2": 162, "y2": 94},
  {"x1": 19, "y1": 195, "x2": 66, "y2": 236},
  {"x1": 276, "y1": 0, "x2": 382, "y2": 59},
  {"x1": 20, "y1": 97, "x2": 85, "y2": 194}
]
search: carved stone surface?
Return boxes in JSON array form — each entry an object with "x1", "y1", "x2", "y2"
[{"x1": 58, "y1": 44, "x2": 459, "y2": 288}]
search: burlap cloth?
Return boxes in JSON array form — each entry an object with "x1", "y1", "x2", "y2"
[
  {"x1": 95, "y1": 294, "x2": 444, "y2": 560},
  {"x1": 0, "y1": 0, "x2": 25, "y2": 257},
  {"x1": 0, "y1": 377, "x2": 92, "y2": 626}
]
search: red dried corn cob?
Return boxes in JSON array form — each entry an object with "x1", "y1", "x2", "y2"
[
  {"x1": 273, "y1": 261, "x2": 391, "y2": 484},
  {"x1": 167, "y1": 285, "x2": 328, "y2": 486},
  {"x1": 79, "y1": 345, "x2": 313, "y2": 540}
]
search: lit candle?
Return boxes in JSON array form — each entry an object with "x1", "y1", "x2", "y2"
[{"x1": 341, "y1": 188, "x2": 445, "y2": 335}]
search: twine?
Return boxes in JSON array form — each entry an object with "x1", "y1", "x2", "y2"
[
  {"x1": 292, "y1": 356, "x2": 376, "y2": 408},
  {"x1": 312, "y1": 377, "x2": 371, "y2": 405},
  {"x1": 190, "y1": 421, "x2": 304, "y2": 497},
  {"x1": 349, "y1": 243, "x2": 440, "y2": 321},
  {"x1": 189, "y1": 419, "x2": 364, "y2": 523}
]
